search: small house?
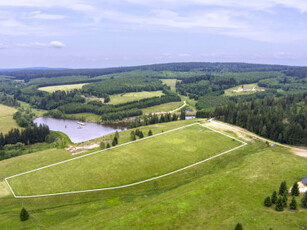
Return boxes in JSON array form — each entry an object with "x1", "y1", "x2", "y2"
[{"x1": 298, "y1": 177, "x2": 307, "y2": 193}]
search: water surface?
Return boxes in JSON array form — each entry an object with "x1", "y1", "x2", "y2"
[{"x1": 34, "y1": 117, "x2": 124, "y2": 143}]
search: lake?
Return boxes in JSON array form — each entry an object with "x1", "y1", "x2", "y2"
[{"x1": 34, "y1": 117, "x2": 125, "y2": 143}]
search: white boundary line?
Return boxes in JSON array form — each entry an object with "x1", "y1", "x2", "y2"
[{"x1": 5, "y1": 122, "x2": 247, "y2": 199}]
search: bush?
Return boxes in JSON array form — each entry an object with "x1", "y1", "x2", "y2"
[
  {"x1": 20, "y1": 208, "x2": 29, "y2": 221},
  {"x1": 275, "y1": 197, "x2": 284, "y2": 211},
  {"x1": 235, "y1": 223, "x2": 243, "y2": 230},
  {"x1": 264, "y1": 196, "x2": 272, "y2": 207}
]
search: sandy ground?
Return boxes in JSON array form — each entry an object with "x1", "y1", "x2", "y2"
[
  {"x1": 66, "y1": 143, "x2": 100, "y2": 155},
  {"x1": 204, "y1": 119, "x2": 307, "y2": 159}
]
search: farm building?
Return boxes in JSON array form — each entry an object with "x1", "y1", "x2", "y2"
[{"x1": 298, "y1": 177, "x2": 307, "y2": 193}]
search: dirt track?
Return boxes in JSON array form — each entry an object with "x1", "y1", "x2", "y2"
[{"x1": 205, "y1": 119, "x2": 307, "y2": 159}]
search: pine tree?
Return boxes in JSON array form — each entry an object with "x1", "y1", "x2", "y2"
[
  {"x1": 107, "y1": 143, "x2": 110, "y2": 148},
  {"x1": 271, "y1": 191, "x2": 277, "y2": 204},
  {"x1": 275, "y1": 197, "x2": 284, "y2": 211},
  {"x1": 290, "y1": 182, "x2": 300, "y2": 196},
  {"x1": 115, "y1": 131, "x2": 119, "y2": 139},
  {"x1": 20, "y1": 207, "x2": 29, "y2": 221},
  {"x1": 235, "y1": 223, "x2": 243, "y2": 230},
  {"x1": 139, "y1": 131, "x2": 144, "y2": 138},
  {"x1": 289, "y1": 197, "x2": 297, "y2": 210},
  {"x1": 302, "y1": 192, "x2": 307, "y2": 209},
  {"x1": 279, "y1": 181, "x2": 287, "y2": 195},
  {"x1": 282, "y1": 192, "x2": 287, "y2": 207},
  {"x1": 112, "y1": 137, "x2": 118, "y2": 146},
  {"x1": 180, "y1": 111, "x2": 186, "y2": 120},
  {"x1": 130, "y1": 131, "x2": 136, "y2": 141},
  {"x1": 264, "y1": 196, "x2": 272, "y2": 207},
  {"x1": 148, "y1": 130, "x2": 153, "y2": 136}
]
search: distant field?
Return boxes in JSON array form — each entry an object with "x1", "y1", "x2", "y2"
[
  {"x1": 0, "y1": 104, "x2": 19, "y2": 133},
  {"x1": 38, "y1": 83, "x2": 87, "y2": 93},
  {"x1": 8, "y1": 124, "x2": 241, "y2": 196},
  {"x1": 142, "y1": 101, "x2": 184, "y2": 114},
  {"x1": 109, "y1": 91, "x2": 164, "y2": 104},
  {"x1": 65, "y1": 113, "x2": 101, "y2": 122},
  {"x1": 161, "y1": 79, "x2": 177, "y2": 91},
  {"x1": 224, "y1": 83, "x2": 265, "y2": 96}
]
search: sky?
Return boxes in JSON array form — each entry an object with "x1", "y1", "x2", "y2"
[{"x1": 0, "y1": 0, "x2": 307, "y2": 68}]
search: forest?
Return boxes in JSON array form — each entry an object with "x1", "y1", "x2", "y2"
[{"x1": 202, "y1": 93, "x2": 307, "y2": 145}]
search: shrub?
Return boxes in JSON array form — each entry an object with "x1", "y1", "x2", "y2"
[
  {"x1": 235, "y1": 223, "x2": 243, "y2": 230},
  {"x1": 20, "y1": 208, "x2": 29, "y2": 221},
  {"x1": 264, "y1": 196, "x2": 272, "y2": 207}
]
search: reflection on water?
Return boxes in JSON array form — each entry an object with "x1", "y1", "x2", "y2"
[{"x1": 34, "y1": 117, "x2": 125, "y2": 143}]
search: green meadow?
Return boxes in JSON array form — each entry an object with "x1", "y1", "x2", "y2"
[
  {"x1": 0, "y1": 104, "x2": 19, "y2": 133},
  {"x1": 224, "y1": 83, "x2": 265, "y2": 96},
  {"x1": 38, "y1": 83, "x2": 87, "y2": 93},
  {"x1": 161, "y1": 79, "x2": 177, "y2": 91},
  {"x1": 0, "y1": 120, "x2": 306, "y2": 229},
  {"x1": 108, "y1": 91, "x2": 164, "y2": 104},
  {"x1": 142, "y1": 101, "x2": 184, "y2": 114},
  {"x1": 8, "y1": 124, "x2": 242, "y2": 196}
]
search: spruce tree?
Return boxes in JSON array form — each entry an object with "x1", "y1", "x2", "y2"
[
  {"x1": 264, "y1": 196, "x2": 272, "y2": 207},
  {"x1": 275, "y1": 197, "x2": 284, "y2": 211},
  {"x1": 290, "y1": 182, "x2": 299, "y2": 196},
  {"x1": 107, "y1": 143, "x2": 110, "y2": 148},
  {"x1": 139, "y1": 131, "x2": 144, "y2": 138},
  {"x1": 20, "y1": 207, "x2": 29, "y2": 221},
  {"x1": 282, "y1": 193, "x2": 287, "y2": 207},
  {"x1": 180, "y1": 111, "x2": 186, "y2": 120},
  {"x1": 148, "y1": 130, "x2": 153, "y2": 136},
  {"x1": 302, "y1": 192, "x2": 307, "y2": 209},
  {"x1": 289, "y1": 197, "x2": 297, "y2": 210},
  {"x1": 235, "y1": 223, "x2": 243, "y2": 230},
  {"x1": 271, "y1": 191, "x2": 277, "y2": 204},
  {"x1": 115, "y1": 131, "x2": 119, "y2": 139},
  {"x1": 279, "y1": 181, "x2": 287, "y2": 195},
  {"x1": 112, "y1": 137, "x2": 118, "y2": 146}
]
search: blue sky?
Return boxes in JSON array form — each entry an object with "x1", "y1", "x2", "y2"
[{"x1": 0, "y1": 0, "x2": 307, "y2": 68}]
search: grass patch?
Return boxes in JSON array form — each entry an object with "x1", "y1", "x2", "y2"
[
  {"x1": 108, "y1": 91, "x2": 164, "y2": 105},
  {"x1": 142, "y1": 101, "x2": 184, "y2": 114},
  {"x1": 8, "y1": 124, "x2": 241, "y2": 196},
  {"x1": 161, "y1": 79, "x2": 177, "y2": 92},
  {"x1": 0, "y1": 104, "x2": 19, "y2": 133},
  {"x1": 224, "y1": 83, "x2": 265, "y2": 96},
  {"x1": 65, "y1": 113, "x2": 101, "y2": 122},
  {"x1": 38, "y1": 83, "x2": 87, "y2": 93}
]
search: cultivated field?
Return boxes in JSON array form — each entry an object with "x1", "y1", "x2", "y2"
[
  {"x1": 0, "y1": 104, "x2": 19, "y2": 133},
  {"x1": 161, "y1": 79, "x2": 177, "y2": 91},
  {"x1": 108, "y1": 91, "x2": 164, "y2": 104},
  {"x1": 1, "y1": 120, "x2": 306, "y2": 229},
  {"x1": 38, "y1": 83, "x2": 87, "y2": 93},
  {"x1": 224, "y1": 83, "x2": 265, "y2": 96},
  {"x1": 8, "y1": 124, "x2": 242, "y2": 196}
]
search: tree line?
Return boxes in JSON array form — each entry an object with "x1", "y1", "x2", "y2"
[{"x1": 198, "y1": 93, "x2": 307, "y2": 145}]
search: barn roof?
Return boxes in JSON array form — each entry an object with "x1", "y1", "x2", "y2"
[{"x1": 302, "y1": 177, "x2": 307, "y2": 184}]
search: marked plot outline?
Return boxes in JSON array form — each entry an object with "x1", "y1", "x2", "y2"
[{"x1": 5, "y1": 123, "x2": 247, "y2": 198}]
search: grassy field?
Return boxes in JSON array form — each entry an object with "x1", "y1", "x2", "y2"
[
  {"x1": 161, "y1": 79, "x2": 177, "y2": 91},
  {"x1": 108, "y1": 91, "x2": 164, "y2": 104},
  {"x1": 38, "y1": 83, "x2": 87, "y2": 93},
  {"x1": 0, "y1": 104, "x2": 19, "y2": 133},
  {"x1": 142, "y1": 101, "x2": 184, "y2": 114},
  {"x1": 65, "y1": 113, "x2": 101, "y2": 122},
  {"x1": 224, "y1": 83, "x2": 265, "y2": 96},
  {"x1": 0, "y1": 120, "x2": 306, "y2": 229},
  {"x1": 9, "y1": 124, "x2": 242, "y2": 196}
]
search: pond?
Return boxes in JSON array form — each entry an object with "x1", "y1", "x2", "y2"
[{"x1": 34, "y1": 117, "x2": 125, "y2": 143}]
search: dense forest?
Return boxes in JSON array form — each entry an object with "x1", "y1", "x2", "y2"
[{"x1": 200, "y1": 93, "x2": 307, "y2": 145}]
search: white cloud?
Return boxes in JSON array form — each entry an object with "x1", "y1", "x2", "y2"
[
  {"x1": 49, "y1": 41, "x2": 66, "y2": 48},
  {"x1": 25, "y1": 11, "x2": 68, "y2": 20}
]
